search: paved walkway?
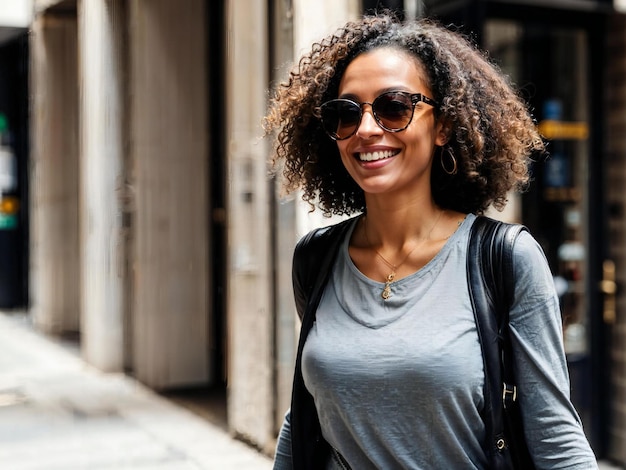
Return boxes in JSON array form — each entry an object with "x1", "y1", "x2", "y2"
[
  {"x1": 0, "y1": 311, "x2": 621, "y2": 470},
  {"x1": 0, "y1": 312, "x2": 273, "y2": 470}
]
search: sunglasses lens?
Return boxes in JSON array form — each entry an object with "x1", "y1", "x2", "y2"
[
  {"x1": 373, "y1": 92, "x2": 414, "y2": 131},
  {"x1": 321, "y1": 100, "x2": 361, "y2": 140}
]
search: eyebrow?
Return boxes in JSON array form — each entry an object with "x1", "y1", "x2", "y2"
[{"x1": 337, "y1": 87, "x2": 413, "y2": 101}]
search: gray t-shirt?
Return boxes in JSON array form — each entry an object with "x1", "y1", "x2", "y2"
[{"x1": 291, "y1": 214, "x2": 597, "y2": 469}]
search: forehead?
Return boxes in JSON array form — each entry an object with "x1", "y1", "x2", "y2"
[{"x1": 338, "y1": 47, "x2": 430, "y2": 96}]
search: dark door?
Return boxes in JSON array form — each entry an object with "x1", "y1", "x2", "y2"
[
  {"x1": 487, "y1": 17, "x2": 608, "y2": 452},
  {"x1": 424, "y1": 0, "x2": 610, "y2": 456},
  {"x1": 484, "y1": 16, "x2": 610, "y2": 456}
]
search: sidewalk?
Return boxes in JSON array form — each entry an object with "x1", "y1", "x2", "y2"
[
  {"x1": 0, "y1": 311, "x2": 621, "y2": 470},
  {"x1": 0, "y1": 312, "x2": 273, "y2": 470}
]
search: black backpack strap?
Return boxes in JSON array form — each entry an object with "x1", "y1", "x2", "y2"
[
  {"x1": 290, "y1": 217, "x2": 356, "y2": 469},
  {"x1": 467, "y1": 215, "x2": 530, "y2": 469}
]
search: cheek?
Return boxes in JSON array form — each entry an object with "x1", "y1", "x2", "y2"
[
  {"x1": 337, "y1": 144, "x2": 360, "y2": 178},
  {"x1": 337, "y1": 143, "x2": 352, "y2": 163}
]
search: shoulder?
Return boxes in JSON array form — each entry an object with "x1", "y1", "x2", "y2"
[
  {"x1": 292, "y1": 217, "x2": 358, "y2": 285},
  {"x1": 470, "y1": 215, "x2": 543, "y2": 267},
  {"x1": 294, "y1": 217, "x2": 357, "y2": 261},
  {"x1": 469, "y1": 216, "x2": 555, "y2": 300},
  {"x1": 510, "y1": 229, "x2": 559, "y2": 307},
  {"x1": 292, "y1": 217, "x2": 358, "y2": 321},
  {"x1": 511, "y1": 230, "x2": 551, "y2": 275}
]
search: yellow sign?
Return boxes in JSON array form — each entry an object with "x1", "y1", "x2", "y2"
[
  {"x1": 0, "y1": 196, "x2": 19, "y2": 215},
  {"x1": 538, "y1": 120, "x2": 589, "y2": 140}
]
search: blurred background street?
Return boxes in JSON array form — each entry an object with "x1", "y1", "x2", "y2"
[
  {"x1": 0, "y1": 311, "x2": 272, "y2": 470},
  {"x1": 0, "y1": 0, "x2": 626, "y2": 466}
]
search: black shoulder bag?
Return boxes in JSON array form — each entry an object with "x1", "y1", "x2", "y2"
[{"x1": 467, "y1": 216, "x2": 536, "y2": 470}]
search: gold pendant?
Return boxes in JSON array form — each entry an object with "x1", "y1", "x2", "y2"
[{"x1": 381, "y1": 272, "x2": 395, "y2": 300}]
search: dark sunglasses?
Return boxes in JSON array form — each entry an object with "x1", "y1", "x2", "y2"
[{"x1": 319, "y1": 91, "x2": 438, "y2": 140}]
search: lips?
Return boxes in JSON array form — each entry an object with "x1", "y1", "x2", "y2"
[{"x1": 357, "y1": 149, "x2": 399, "y2": 162}]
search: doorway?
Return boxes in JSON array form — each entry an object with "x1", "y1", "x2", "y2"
[
  {"x1": 207, "y1": 0, "x2": 227, "y2": 398},
  {"x1": 424, "y1": 0, "x2": 610, "y2": 455},
  {"x1": 160, "y1": 0, "x2": 228, "y2": 429},
  {"x1": 481, "y1": 13, "x2": 609, "y2": 456}
]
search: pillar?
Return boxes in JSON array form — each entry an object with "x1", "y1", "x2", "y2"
[
  {"x1": 77, "y1": 0, "x2": 127, "y2": 371},
  {"x1": 29, "y1": 12, "x2": 80, "y2": 334},
  {"x1": 226, "y1": 0, "x2": 273, "y2": 451},
  {"x1": 129, "y1": 0, "x2": 210, "y2": 389}
]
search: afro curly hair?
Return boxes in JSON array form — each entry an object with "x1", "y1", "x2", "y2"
[{"x1": 264, "y1": 14, "x2": 544, "y2": 216}]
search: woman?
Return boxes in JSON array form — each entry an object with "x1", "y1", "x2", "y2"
[{"x1": 264, "y1": 14, "x2": 598, "y2": 470}]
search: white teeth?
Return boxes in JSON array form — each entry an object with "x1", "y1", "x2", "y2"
[{"x1": 358, "y1": 150, "x2": 396, "y2": 162}]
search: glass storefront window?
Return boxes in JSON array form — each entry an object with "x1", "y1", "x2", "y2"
[{"x1": 485, "y1": 20, "x2": 591, "y2": 357}]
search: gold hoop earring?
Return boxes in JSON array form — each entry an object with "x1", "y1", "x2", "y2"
[{"x1": 440, "y1": 146, "x2": 458, "y2": 175}]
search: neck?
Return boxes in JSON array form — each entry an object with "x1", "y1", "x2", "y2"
[{"x1": 363, "y1": 200, "x2": 444, "y2": 247}]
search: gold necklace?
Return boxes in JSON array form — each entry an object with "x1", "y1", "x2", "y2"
[{"x1": 364, "y1": 210, "x2": 444, "y2": 300}]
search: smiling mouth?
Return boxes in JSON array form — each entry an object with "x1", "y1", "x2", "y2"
[{"x1": 357, "y1": 150, "x2": 399, "y2": 162}]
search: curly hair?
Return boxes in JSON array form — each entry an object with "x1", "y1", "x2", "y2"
[{"x1": 264, "y1": 14, "x2": 545, "y2": 216}]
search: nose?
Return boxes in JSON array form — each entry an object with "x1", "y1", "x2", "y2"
[{"x1": 355, "y1": 104, "x2": 383, "y2": 138}]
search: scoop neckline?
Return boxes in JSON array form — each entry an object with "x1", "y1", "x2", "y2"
[{"x1": 342, "y1": 213, "x2": 474, "y2": 287}]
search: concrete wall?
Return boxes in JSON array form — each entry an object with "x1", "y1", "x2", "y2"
[{"x1": 129, "y1": 0, "x2": 210, "y2": 389}]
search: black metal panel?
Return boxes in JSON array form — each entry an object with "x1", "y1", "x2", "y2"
[
  {"x1": 424, "y1": 0, "x2": 613, "y2": 31},
  {"x1": 425, "y1": 0, "x2": 613, "y2": 13},
  {"x1": 0, "y1": 34, "x2": 28, "y2": 309},
  {"x1": 585, "y1": 14, "x2": 611, "y2": 459},
  {"x1": 206, "y1": 0, "x2": 226, "y2": 386},
  {"x1": 363, "y1": 0, "x2": 405, "y2": 17}
]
